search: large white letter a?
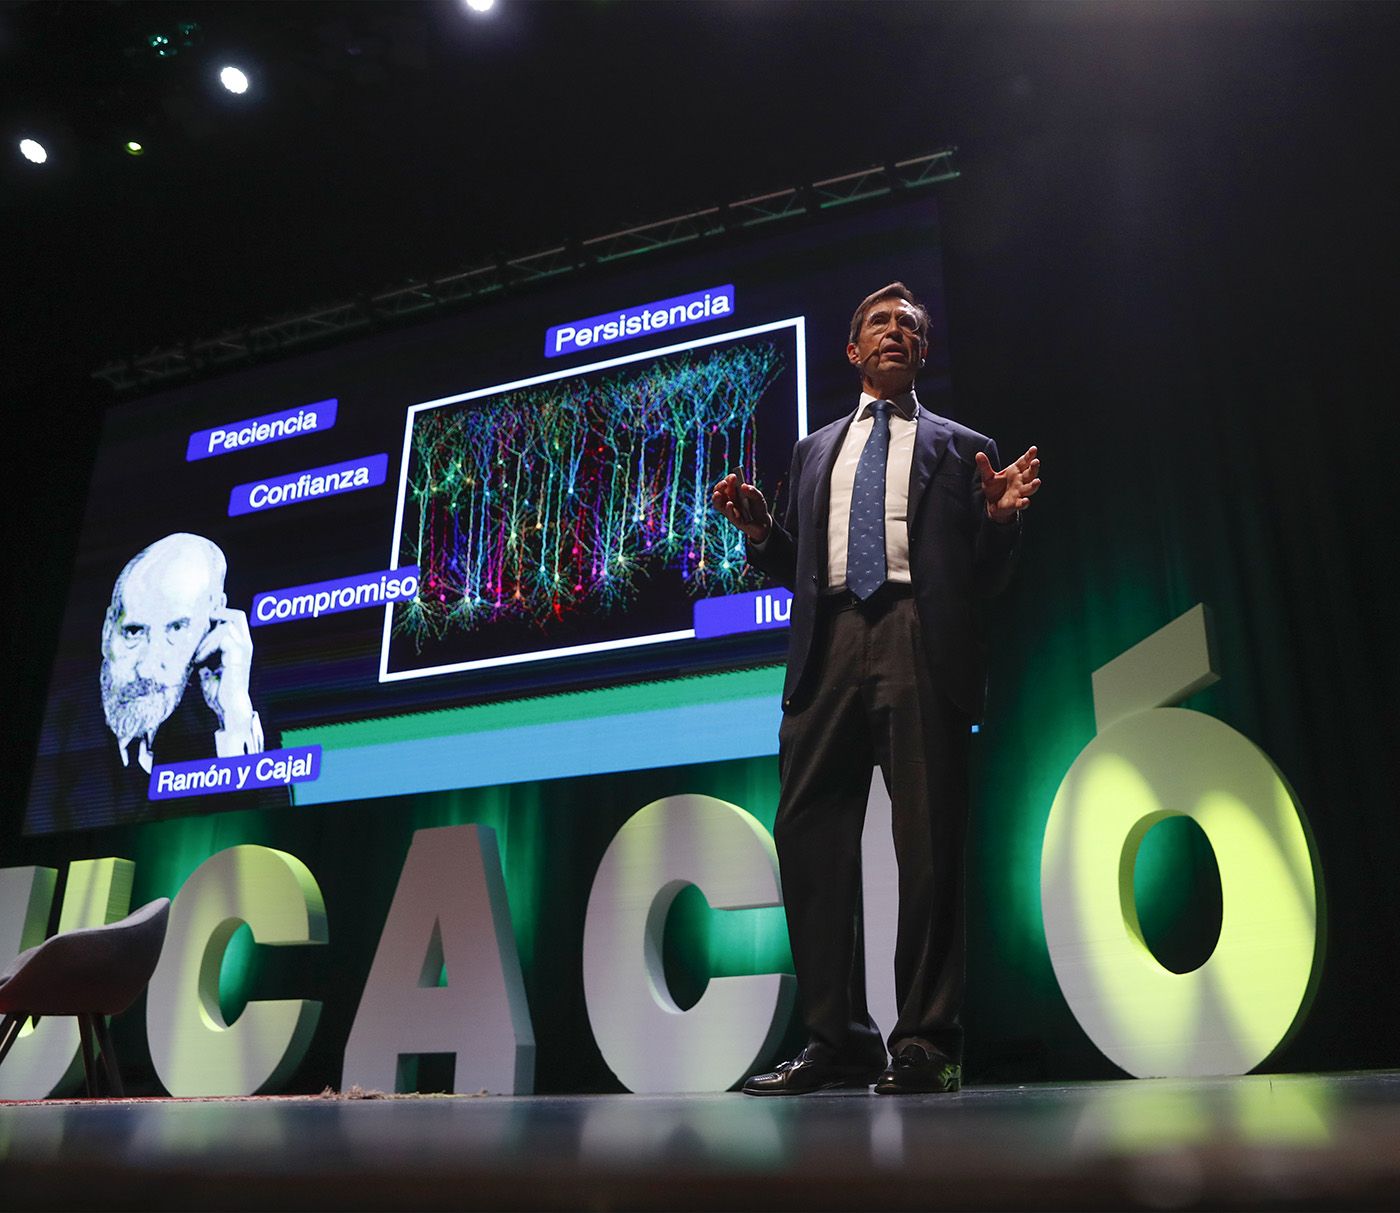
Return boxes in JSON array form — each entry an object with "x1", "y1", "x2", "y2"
[{"x1": 342, "y1": 825, "x2": 534, "y2": 1094}]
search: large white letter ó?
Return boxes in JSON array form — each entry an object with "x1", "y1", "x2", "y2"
[
  {"x1": 1042, "y1": 605, "x2": 1322, "y2": 1077},
  {"x1": 146, "y1": 845, "x2": 327, "y2": 1096},
  {"x1": 341, "y1": 825, "x2": 534, "y2": 1095},
  {"x1": 582, "y1": 795, "x2": 795, "y2": 1094}
]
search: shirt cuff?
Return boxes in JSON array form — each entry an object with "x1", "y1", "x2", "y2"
[{"x1": 214, "y1": 710, "x2": 264, "y2": 758}]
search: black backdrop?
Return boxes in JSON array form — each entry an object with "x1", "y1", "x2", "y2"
[{"x1": 3, "y1": 2, "x2": 1398, "y2": 1085}]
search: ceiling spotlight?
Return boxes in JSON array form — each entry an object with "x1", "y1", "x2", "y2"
[
  {"x1": 125, "y1": 140, "x2": 145, "y2": 157},
  {"x1": 19, "y1": 138, "x2": 47, "y2": 164},
  {"x1": 219, "y1": 66, "x2": 250, "y2": 94},
  {"x1": 465, "y1": 0, "x2": 496, "y2": 12}
]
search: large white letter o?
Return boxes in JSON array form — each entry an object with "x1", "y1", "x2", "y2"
[{"x1": 1042, "y1": 708, "x2": 1321, "y2": 1077}]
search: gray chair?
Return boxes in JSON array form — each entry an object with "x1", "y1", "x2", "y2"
[{"x1": 0, "y1": 898, "x2": 171, "y2": 1097}]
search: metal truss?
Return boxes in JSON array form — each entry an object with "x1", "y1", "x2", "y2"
[{"x1": 93, "y1": 148, "x2": 958, "y2": 393}]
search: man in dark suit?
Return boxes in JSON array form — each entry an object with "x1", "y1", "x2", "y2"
[{"x1": 712, "y1": 282, "x2": 1040, "y2": 1095}]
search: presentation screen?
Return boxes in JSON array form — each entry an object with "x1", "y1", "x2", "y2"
[{"x1": 25, "y1": 197, "x2": 946, "y2": 834}]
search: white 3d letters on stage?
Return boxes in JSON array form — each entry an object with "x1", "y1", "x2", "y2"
[
  {"x1": 0, "y1": 866, "x2": 57, "y2": 963},
  {"x1": 582, "y1": 794, "x2": 795, "y2": 1093},
  {"x1": 0, "y1": 859, "x2": 133, "y2": 1099},
  {"x1": 1041, "y1": 605, "x2": 1322, "y2": 1077},
  {"x1": 341, "y1": 825, "x2": 534, "y2": 1094},
  {"x1": 146, "y1": 845, "x2": 327, "y2": 1096},
  {"x1": 861, "y1": 772, "x2": 899, "y2": 1046}
]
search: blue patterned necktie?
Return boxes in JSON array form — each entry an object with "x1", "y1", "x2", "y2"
[{"x1": 846, "y1": 399, "x2": 890, "y2": 600}]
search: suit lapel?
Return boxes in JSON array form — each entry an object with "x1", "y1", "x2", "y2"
[
  {"x1": 907, "y1": 409, "x2": 953, "y2": 531},
  {"x1": 809, "y1": 414, "x2": 855, "y2": 589}
]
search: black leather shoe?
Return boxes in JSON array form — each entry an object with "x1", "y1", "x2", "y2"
[
  {"x1": 874, "y1": 1042, "x2": 962, "y2": 1094},
  {"x1": 742, "y1": 1043, "x2": 885, "y2": 1096}
]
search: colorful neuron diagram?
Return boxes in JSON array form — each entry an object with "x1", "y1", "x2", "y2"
[{"x1": 398, "y1": 340, "x2": 786, "y2": 645}]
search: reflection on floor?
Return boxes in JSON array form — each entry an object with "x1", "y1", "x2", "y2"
[{"x1": 3, "y1": 1071, "x2": 1400, "y2": 1210}]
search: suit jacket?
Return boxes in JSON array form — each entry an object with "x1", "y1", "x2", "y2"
[{"x1": 746, "y1": 404, "x2": 1020, "y2": 720}]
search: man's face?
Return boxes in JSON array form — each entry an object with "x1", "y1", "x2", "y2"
[
  {"x1": 101, "y1": 557, "x2": 215, "y2": 744},
  {"x1": 847, "y1": 297, "x2": 927, "y2": 387}
]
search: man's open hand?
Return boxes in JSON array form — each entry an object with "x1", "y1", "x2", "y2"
[
  {"x1": 711, "y1": 473, "x2": 772, "y2": 543},
  {"x1": 976, "y1": 446, "x2": 1042, "y2": 524}
]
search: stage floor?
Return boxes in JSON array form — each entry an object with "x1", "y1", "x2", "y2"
[{"x1": 3, "y1": 1071, "x2": 1400, "y2": 1210}]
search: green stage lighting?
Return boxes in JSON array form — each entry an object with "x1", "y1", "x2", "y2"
[{"x1": 145, "y1": 23, "x2": 200, "y2": 58}]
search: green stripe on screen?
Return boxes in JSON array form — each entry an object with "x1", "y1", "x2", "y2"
[{"x1": 282, "y1": 665, "x2": 785, "y2": 805}]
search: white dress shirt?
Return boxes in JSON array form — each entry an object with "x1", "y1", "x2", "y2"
[{"x1": 825, "y1": 390, "x2": 919, "y2": 591}]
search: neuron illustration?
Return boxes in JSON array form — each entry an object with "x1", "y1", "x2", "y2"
[{"x1": 397, "y1": 340, "x2": 785, "y2": 645}]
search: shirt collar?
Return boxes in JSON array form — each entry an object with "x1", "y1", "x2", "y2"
[{"x1": 857, "y1": 389, "x2": 919, "y2": 422}]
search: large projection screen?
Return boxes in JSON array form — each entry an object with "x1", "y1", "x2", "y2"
[{"x1": 25, "y1": 198, "x2": 947, "y2": 834}]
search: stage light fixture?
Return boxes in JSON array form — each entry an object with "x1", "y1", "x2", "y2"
[
  {"x1": 465, "y1": 0, "x2": 496, "y2": 12},
  {"x1": 125, "y1": 140, "x2": 145, "y2": 157},
  {"x1": 220, "y1": 66, "x2": 250, "y2": 94},
  {"x1": 19, "y1": 138, "x2": 47, "y2": 164},
  {"x1": 135, "y1": 22, "x2": 201, "y2": 60}
]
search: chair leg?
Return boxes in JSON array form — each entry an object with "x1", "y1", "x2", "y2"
[
  {"x1": 93, "y1": 1014, "x2": 124, "y2": 1098},
  {"x1": 76, "y1": 1014, "x2": 98, "y2": 1097},
  {"x1": 0, "y1": 1013, "x2": 24, "y2": 1069}
]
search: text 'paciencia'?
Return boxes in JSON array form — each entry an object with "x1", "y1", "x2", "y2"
[{"x1": 187, "y1": 398, "x2": 338, "y2": 462}]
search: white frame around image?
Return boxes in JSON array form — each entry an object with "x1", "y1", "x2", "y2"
[{"x1": 379, "y1": 315, "x2": 807, "y2": 683}]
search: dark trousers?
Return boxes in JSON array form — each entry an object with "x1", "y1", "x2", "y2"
[{"x1": 774, "y1": 586, "x2": 971, "y2": 1063}]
